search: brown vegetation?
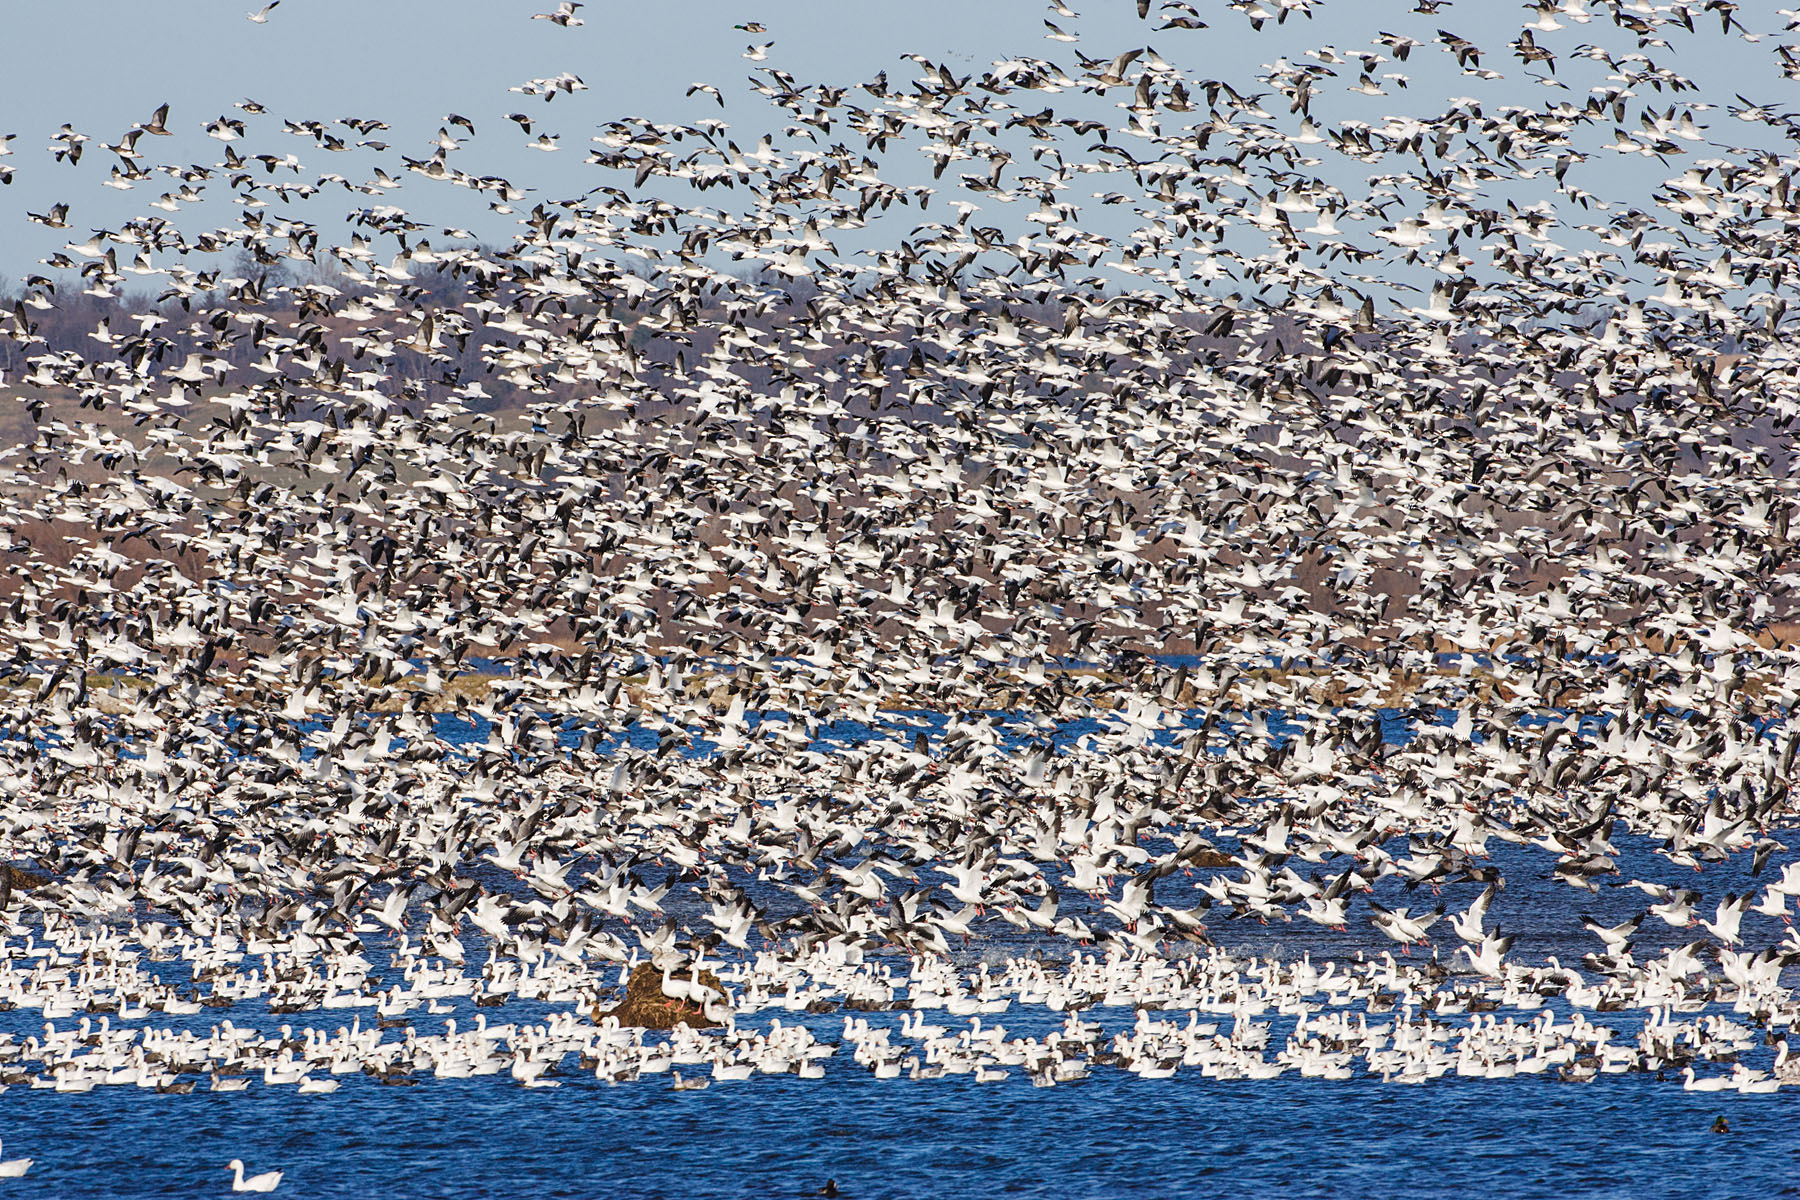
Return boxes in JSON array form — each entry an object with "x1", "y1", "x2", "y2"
[{"x1": 594, "y1": 963, "x2": 727, "y2": 1030}]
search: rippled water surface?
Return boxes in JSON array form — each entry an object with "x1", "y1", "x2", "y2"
[{"x1": 7, "y1": 1066, "x2": 1799, "y2": 1198}]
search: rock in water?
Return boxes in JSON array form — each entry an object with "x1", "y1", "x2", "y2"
[{"x1": 597, "y1": 964, "x2": 727, "y2": 1030}]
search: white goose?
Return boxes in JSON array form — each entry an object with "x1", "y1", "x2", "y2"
[
  {"x1": 228, "y1": 1159, "x2": 282, "y2": 1192},
  {"x1": 1680, "y1": 1066, "x2": 1733, "y2": 1093},
  {"x1": 0, "y1": 1138, "x2": 30, "y2": 1178}
]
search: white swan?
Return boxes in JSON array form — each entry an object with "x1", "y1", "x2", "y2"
[{"x1": 228, "y1": 1159, "x2": 282, "y2": 1192}]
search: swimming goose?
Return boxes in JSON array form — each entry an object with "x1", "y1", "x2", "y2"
[
  {"x1": 0, "y1": 1140, "x2": 30, "y2": 1178},
  {"x1": 228, "y1": 1160, "x2": 282, "y2": 1192}
]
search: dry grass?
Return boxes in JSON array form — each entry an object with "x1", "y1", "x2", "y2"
[{"x1": 593, "y1": 963, "x2": 726, "y2": 1030}]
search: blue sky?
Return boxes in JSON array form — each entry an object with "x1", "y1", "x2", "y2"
[{"x1": 0, "y1": 2, "x2": 1791, "y2": 299}]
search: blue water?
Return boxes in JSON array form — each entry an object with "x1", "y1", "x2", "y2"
[{"x1": 6, "y1": 1064, "x2": 1795, "y2": 1198}]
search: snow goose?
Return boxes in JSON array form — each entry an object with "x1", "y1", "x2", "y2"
[
  {"x1": 1681, "y1": 1066, "x2": 1733, "y2": 1093},
  {"x1": 228, "y1": 1160, "x2": 282, "y2": 1192}
]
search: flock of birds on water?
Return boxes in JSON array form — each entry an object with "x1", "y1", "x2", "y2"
[{"x1": 6, "y1": 0, "x2": 1800, "y2": 1182}]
